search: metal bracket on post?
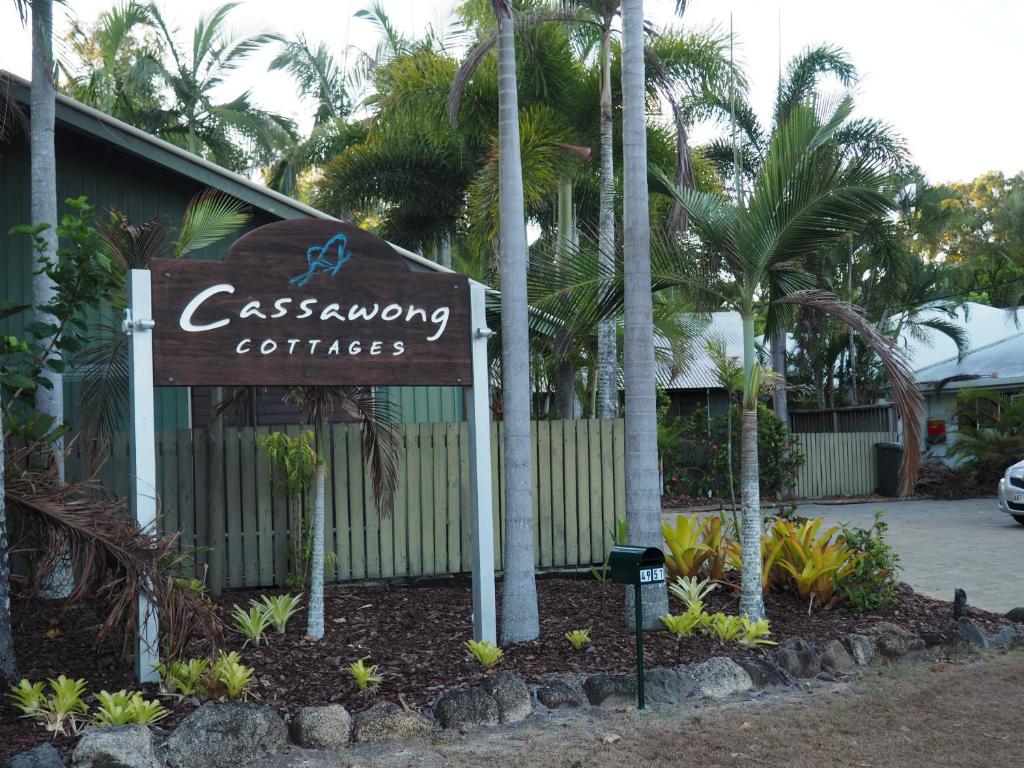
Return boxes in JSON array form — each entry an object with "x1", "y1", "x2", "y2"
[
  {"x1": 126, "y1": 270, "x2": 160, "y2": 684},
  {"x1": 465, "y1": 281, "x2": 497, "y2": 644}
]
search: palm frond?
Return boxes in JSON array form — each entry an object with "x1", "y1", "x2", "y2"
[
  {"x1": 777, "y1": 290, "x2": 922, "y2": 495},
  {"x1": 174, "y1": 190, "x2": 251, "y2": 257}
]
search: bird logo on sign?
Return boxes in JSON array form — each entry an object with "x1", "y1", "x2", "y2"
[{"x1": 290, "y1": 233, "x2": 351, "y2": 287}]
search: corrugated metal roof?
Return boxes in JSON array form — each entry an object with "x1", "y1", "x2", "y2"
[
  {"x1": 915, "y1": 332, "x2": 1024, "y2": 390},
  {"x1": 899, "y1": 302, "x2": 1024, "y2": 371},
  {"x1": 659, "y1": 311, "x2": 744, "y2": 391}
]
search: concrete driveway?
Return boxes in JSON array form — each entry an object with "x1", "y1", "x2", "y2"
[{"x1": 804, "y1": 498, "x2": 1023, "y2": 614}]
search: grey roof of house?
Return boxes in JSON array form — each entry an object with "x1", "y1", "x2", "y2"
[
  {"x1": 659, "y1": 311, "x2": 744, "y2": 391},
  {"x1": 914, "y1": 332, "x2": 1024, "y2": 391},
  {"x1": 2, "y1": 71, "x2": 448, "y2": 275}
]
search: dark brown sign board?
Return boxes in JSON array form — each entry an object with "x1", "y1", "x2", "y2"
[{"x1": 150, "y1": 220, "x2": 472, "y2": 386}]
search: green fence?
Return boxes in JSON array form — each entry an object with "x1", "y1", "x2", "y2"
[
  {"x1": 69, "y1": 419, "x2": 627, "y2": 590},
  {"x1": 792, "y1": 431, "x2": 897, "y2": 498}
]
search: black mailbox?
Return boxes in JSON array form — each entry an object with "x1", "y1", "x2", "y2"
[{"x1": 608, "y1": 545, "x2": 665, "y2": 586}]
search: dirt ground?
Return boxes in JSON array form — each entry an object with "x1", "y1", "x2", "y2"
[{"x1": 431, "y1": 650, "x2": 1024, "y2": 768}]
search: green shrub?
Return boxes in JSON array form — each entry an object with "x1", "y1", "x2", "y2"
[
  {"x1": 836, "y1": 510, "x2": 902, "y2": 612},
  {"x1": 156, "y1": 658, "x2": 210, "y2": 697},
  {"x1": 564, "y1": 628, "x2": 591, "y2": 650},
  {"x1": 666, "y1": 405, "x2": 804, "y2": 500},
  {"x1": 464, "y1": 639, "x2": 503, "y2": 670},
  {"x1": 348, "y1": 657, "x2": 383, "y2": 695},
  {"x1": 257, "y1": 593, "x2": 304, "y2": 634},
  {"x1": 231, "y1": 604, "x2": 272, "y2": 647},
  {"x1": 93, "y1": 690, "x2": 168, "y2": 726},
  {"x1": 7, "y1": 676, "x2": 89, "y2": 736},
  {"x1": 948, "y1": 389, "x2": 1024, "y2": 486},
  {"x1": 212, "y1": 651, "x2": 254, "y2": 700}
]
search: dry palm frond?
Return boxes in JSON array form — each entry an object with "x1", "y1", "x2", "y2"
[
  {"x1": 777, "y1": 290, "x2": 923, "y2": 495},
  {"x1": 5, "y1": 446, "x2": 222, "y2": 661}
]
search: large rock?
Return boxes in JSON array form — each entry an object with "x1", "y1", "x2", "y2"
[
  {"x1": 289, "y1": 704, "x2": 351, "y2": 749},
  {"x1": 775, "y1": 638, "x2": 822, "y2": 678},
  {"x1": 351, "y1": 702, "x2": 435, "y2": 744},
  {"x1": 481, "y1": 672, "x2": 532, "y2": 724},
  {"x1": 433, "y1": 687, "x2": 499, "y2": 729},
  {"x1": 958, "y1": 617, "x2": 990, "y2": 648},
  {"x1": 644, "y1": 667, "x2": 696, "y2": 704},
  {"x1": 1005, "y1": 607, "x2": 1024, "y2": 623},
  {"x1": 535, "y1": 679, "x2": 582, "y2": 709},
  {"x1": 875, "y1": 633, "x2": 926, "y2": 661},
  {"x1": 841, "y1": 634, "x2": 875, "y2": 666},
  {"x1": 1, "y1": 744, "x2": 63, "y2": 768},
  {"x1": 582, "y1": 674, "x2": 637, "y2": 707},
  {"x1": 820, "y1": 639, "x2": 855, "y2": 673},
  {"x1": 690, "y1": 657, "x2": 753, "y2": 699},
  {"x1": 737, "y1": 658, "x2": 793, "y2": 689},
  {"x1": 72, "y1": 724, "x2": 160, "y2": 768},
  {"x1": 166, "y1": 702, "x2": 288, "y2": 768}
]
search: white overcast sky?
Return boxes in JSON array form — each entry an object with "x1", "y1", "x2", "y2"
[{"x1": 2, "y1": 0, "x2": 1021, "y2": 184}]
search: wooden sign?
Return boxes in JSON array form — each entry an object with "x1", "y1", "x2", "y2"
[{"x1": 150, "y1": 220, "x2": 472, "y2": 386}]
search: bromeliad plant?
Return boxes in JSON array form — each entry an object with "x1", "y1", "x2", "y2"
[
  {"x1": 773, "y1": 519, "x2": 862, "y2": 609},
  {"x1": 564, "y1": 628, "x2": 591, "y2": 650},
  {"x1": 7, "y1": 676, "x2": 89, "y2": 736},
  {"x1": 93, "y1": 690, "x2": 168, "y2": 726},
  {"x1": 231, "y1": 603, "x2": 272, "y2": 647},
  {"x1": 348, "y1": 657, "x2": 383, "y2": 696},
  {"x1": 659, "y1": 609, "x2": 704, "y2": 639},
  {"x1": 257, "y1": 593, "x2": 304, "y2": 634},
  {"x1": 464, "y1": 639, "x2": 503, "y2": 671},
  {"x1": 668, "y1": 576, "x2": 717, "y2": 615},
  {"x1": 211, "y1": 651, "x2": 255, "y2": 700},
  {"x1": 662, "y1": 515, "x2": 729, "y2": 581},
  {"x1": 156, "y1": 658, "x2": 210, "y2": 697}
]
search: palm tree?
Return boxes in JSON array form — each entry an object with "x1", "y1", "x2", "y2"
[
  {"x1": 0, "y1": 417, "x2": 12, "y2": 684},
  {"x1": 661, "y1": 97, "x2": 924, "y2": 618},
  {"x1": 284, "y1": 388, "x2": 401, "y2": 640},
  {"x1": 59, "y1": 1, "x2": 164, "y2": 128},
  {"x1": 619, "y1": 0, "x2": 665, "y2": 627},
  {"x1": 491, "y1": 0, "x2": 540, "y2": 644},
  {"x1": 147, "y1": 2, "x2": 296, "y2": 173}
]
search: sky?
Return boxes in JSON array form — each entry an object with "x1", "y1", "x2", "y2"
[{"x1": 1, "y1": 0, "x2": 1022, "y2": 184}]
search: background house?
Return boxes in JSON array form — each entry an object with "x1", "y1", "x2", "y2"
[{"x1": 657, "y1": 311, "x2": 740, "y2": 424}]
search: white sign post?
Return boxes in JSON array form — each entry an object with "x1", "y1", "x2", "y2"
[
  {"x1": 125, "y1": 269, "x2": 160, "y2": 684},
  {"x1": 465, "y1": 281, "x2": 497, "y2": 643}
]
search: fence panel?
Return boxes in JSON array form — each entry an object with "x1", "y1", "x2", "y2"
[
  {"x1": 68, "y1": 419, "x2": 626, "y2": 589},
  {"x1": 793, "y1": 431, "x2": 896, "y2": 497}
]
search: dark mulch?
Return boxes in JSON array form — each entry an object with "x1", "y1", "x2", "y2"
[{"x1": 0, "y1": 575, "x2": 1012, "y2": 760}]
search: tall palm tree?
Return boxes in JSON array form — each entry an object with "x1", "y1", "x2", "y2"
[
  {"x1": 619, "y1": 0, "x2": 665, "y2": 627},
  {"x1": 59, "y1": 1, "x2": 164, "y2": 128},
  {"x1": 492, "y1": 0, "x2": 539, "y2": 644},
  {"x1": 0, "y1": 413, "x2": 12, "y2": 684},
  {"x1": 662, "y1": 97, "x2": 924, "y2": 618},
  {"x1": 147, "y1": 2, "x2": 296, "y2": 173}
]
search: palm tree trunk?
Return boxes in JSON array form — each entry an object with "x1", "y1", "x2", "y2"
[
  {"x1": 739, "y1": 313, "x2": 766, "y2": 620},
  {"x1": 620, "y1": 0, "x2": 667, "y2": 629},
  {"x1": 305, "y1": 418, "x2": 327, "y2": 640},
  {"x1": 438, "y1": 235, "x2": 452, "y2": 269},
  {"x1": 32, "y1": 0, "x2": 73, "y2": 600},
  {"x1": 494, "y1": 2, "x2": 539, "y2": 644},
  {"x1": 554, "y1": 179, "x2": 576, "y2": 420},
  {"x1": 595, "y1": 22, "x2": 619, "y2": 420},
  {"x1": 0, "y1": 390, "x2": 17, "y2": 685},
  {"x1": 770, "y1": 330, "x2": 788, "y2": 427}
]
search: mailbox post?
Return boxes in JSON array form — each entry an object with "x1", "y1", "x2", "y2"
[{"x1": 608, "y1": 545, "x2": 665, "y2": 710}]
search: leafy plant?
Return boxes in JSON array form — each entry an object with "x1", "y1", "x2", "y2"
[
  {"x1": 659, "y1": 609, "x2": 703, "y2": 639},
  {"x1": 836, "y1": 510, "x2": 902, "y2": 612},
  {"x1": 668, "y1": 575, "x2": 717, "y2": 614},
  {"x1": 707, "y1": 613, "x2": 745, "y2": 643},
  {"x1": 773, "y1": 519, "x2": 862, "y2": 608},
  {"x1": 661, "y1": 515, "x2": 711, "y2": 580},
  {"x1": 736, "y1": 617, "x2": 776, "y2": 647},
  {"x1": 464, "y1": 639, "x2": 503, "y2": 670},
  {"x1": 564, "y1": 628, "x2": 591, "y2": 650},
  {"x1": 212, "y1": 651, "x2": 254, "y2": 700},
  {"x1": 591, "y1": 519, "x2": 628, "y2": 583},
  {"x1": 156, "y1": 658, "x2": 210, "y2": 697},
  {"x1": 257, "y1": 593, "x2": 304, "y2": 634},
  {"x1": 93, "y1": 690, "x2": 168, "y2": 726},
  {"x1": 348, "y1": 657, "x2": 383, "y2": 695},
  {"x1": 231, "y1": 604, "x2": 272, "y2": 647},
  {"x1": 7, "y1": 676, "x2": 89, "y2": 736},
  {"x1": 948, "y1": 389, "x2": 1024, "y2": 486}
]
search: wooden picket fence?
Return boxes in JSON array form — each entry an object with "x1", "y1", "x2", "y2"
[
  {"x1": 68, "y1": 419, "x2": 628, "y2": 590},
  {"x1": 792, "y1": 431, "x2": 896, "y2": 498}
]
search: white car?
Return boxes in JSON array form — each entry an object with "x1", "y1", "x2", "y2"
[{"x1": 997, "y1": 459, "x2": 1024, "y2": 526}]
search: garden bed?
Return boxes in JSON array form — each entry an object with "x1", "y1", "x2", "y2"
[{"x1": 0, "y1": 574, "x2": 1010, "y2": 760}]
